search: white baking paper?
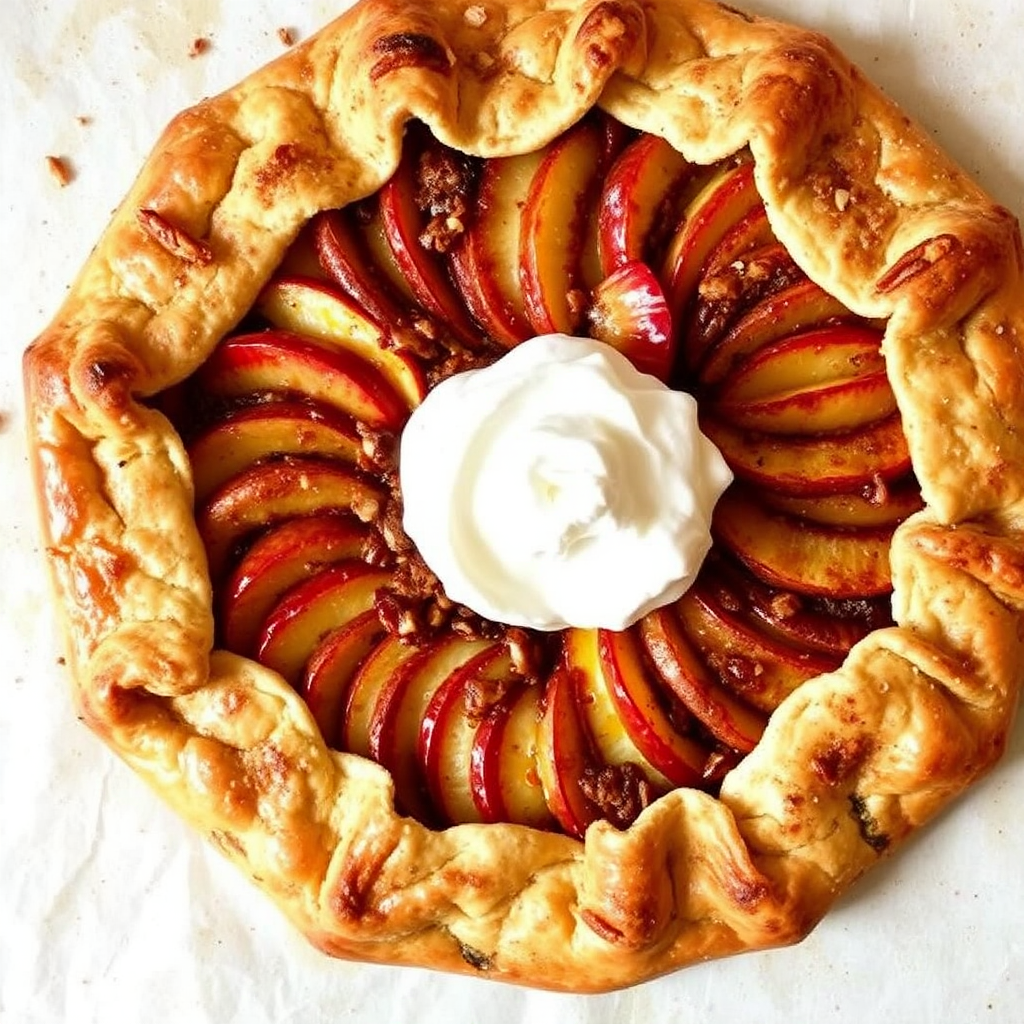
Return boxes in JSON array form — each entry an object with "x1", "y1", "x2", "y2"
[{"x1": 2, "y1": 1, "x2": 1023, "y2": 1021}]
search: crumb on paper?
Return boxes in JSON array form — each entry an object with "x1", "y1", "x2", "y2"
[
  {"x1": 464, "y1": 4, "x2": 487, "y2": 27},
  {"x1": 46, "y1": 155, "x2": 72, "y2": 187},
  {"x1": 189, "y1": 36, "x2": 210, "y2": 58},
  {"x1": 277, "y1": 26, "x2": 296, "y2": 47},
  {"x1": 76, "y1": 114, "x2": 92, "y2": 126}
]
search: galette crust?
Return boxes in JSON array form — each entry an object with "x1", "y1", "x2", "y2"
[{"x1": 23, "y1": 0, "x2": 1024, "y2": 992}]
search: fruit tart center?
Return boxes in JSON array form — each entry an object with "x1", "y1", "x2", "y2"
[{"x1": 400, "y1": 333, "x2": 732, "y2": 632}]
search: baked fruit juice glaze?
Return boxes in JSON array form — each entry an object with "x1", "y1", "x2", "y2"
[{"x1": 170, "y1": 115, "x2": 913, "y2": 838}]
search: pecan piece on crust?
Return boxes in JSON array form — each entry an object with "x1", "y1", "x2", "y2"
[{"x1": 136, "y1": 208, "x2": 213, "y2": 266}]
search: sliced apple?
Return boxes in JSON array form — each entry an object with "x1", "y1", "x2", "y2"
[
  {"x1": 587, "y1": 261, "x2": 676, "y2": 380},
  {"x1": 301, "y1": 608, "x2": 386, "y2": 749},
  {"x1": 716, "y1": 369, "x2": 897, "y2": 435},
  {"x1": 698, "y1": 203, "x2": 775, "y2": 280},
  {"x1": 519, "y1": 119, "x2": 604, "y2": 335},
  {"x1": 699, "y1": 554, "x2": 883, "y2": 657},
  {"x1": 762, "y1": 475, "x2": 923, "y2": 528},
  {"x1": 341, "y1": 633, "x2": 426, "y2": 761},
  {"x1": 369, "y1": 635, "x2": 492, "y2": 822},
  {"x1": 275, "y1": 220, "x2": 330, "y2": 281},
  {"x1": 187, "y1": 400, "x2": 361, "y2": 507},
  {"x1": 470, "y1": 682, "x2": 552, "y2": 828},
  {"x1": 700, "y1": 413, "x2": 911, "y2": 496},
  {"x1": 197, "y1": 331, "x2": 408, "y2": 431},
  {"x1": 676, "y1": 583, "x2": 839, "y2": 712},
  {"x1": 565, "y1": 627, "x2": 672, "y2": 791},
  {"x1": 197, "y1": 457, "x2": 383, "y2": 580},
  {"x1": 638, "y1": 607, "x2": 767, "y2": 752},
  {"x1": 311, "y1": 207, "x2": 411, "y2": 331},
  {"x1": 254, "y1": 275, "x2": 427, "y2": 408},
  {"x1": 597, "y1": 132, "x2": 694, "y2": 277},
  {"x1": 220, "y1": 514, "x2": 368, "y2": 657},
  {"x1": 714, "y1": 324, "x2": 886, "y2": 404},
  {"x1": 686, "y1": 242, "x2": 803, "y2": 366},
  {"x1": 597, "y1": 627, "x2": 709, "y2": 787},
  {"x1": 712, "y1": 487, "x2": 894, "y2": 597},
  {"x1": 660, "y1": 160, "x2": 761, "y2": 337},
  {"x1": 448, "y1": 151, "x2": 546, "y2": 347},
  {"x1": 698, "y1": 277, "x2": 852, "y2": 386},
  {"x1": 419, "y1": 643, "x2": 512, "y2": 826},
  {"x1": 378, "y1": 146, "x2": 481, "y2": 347},
  {"x1": 534, "y1": 664, "x2": 602, "y2": 839},
  {"x1": 359, "y1": 197, "x2": 419, "y2": 305},
  {"x1": 255, "y1": 562, "x2": 391, "y2": 686}
]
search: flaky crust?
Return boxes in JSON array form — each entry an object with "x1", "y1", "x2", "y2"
[{"x1": 22, "y1": 0, "x2": 1024, "y2": 992}]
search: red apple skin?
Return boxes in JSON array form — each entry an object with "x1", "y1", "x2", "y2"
[
  {"x1": 418, "y1": 644, "x2": 512, "y2": 826},
  {"x1": 638, "y1": 606, "x2": 767, "y2": 753},
  {"x1": 660, "y1": 161, "x2": 761, "y2": 339},
  {"x1": 220, "y1": 514, "x2": 368, "y2": 657},
  {"x1": 698, "y1": 278, "x2": 852, "y2": 387},
  {"x1": 761, "y1": 475, "x2": 923, "y2": 529},
  {"x1": 341, "y1": 634, "x2": 425, "y2": 761},
  {"x1": 198, "y1": 331, "x2": 409, "y2": 431},
  {"x1": 676, "y1": 582, "x2": 840, "y2": 712},
  {"x1": 470, "y1": 682, "x2": 553, "y2": 829},
  {"x1": 196, "y1": 457, "x2": 383, "y2": 582},
  {"x1": 448, "y1": 151, "x2": 545, "y2": 347},
  {"x1": 588, "y1": 261, "x2": 676, "y2": 381},
  {"x1": 534, "y1": 665, "x2": 602, "y2": 840},
  {"x1": 311, "y1": 208, "x2": 411, "y2": 331},
  {"x1": 597, "y1": 132, "x2": 693, "y2": 277},
  {"x1": 711, "y1": 487, "x2": 895, "y2": 599},
  {"x1": 700, "y1": 412, "x2": 912, "y2": 497},
  {"x1": 254, "y1": 275, "x2": 427, "y2": 409},
  {"x1": 377, "y1": 145, "x2": 482, "y2": 348},
  {"x1": 519, "y1": 120, "x2": 604, "y2": 335},
  {"x1": 301, "y1": 608, "x2": 386, "y2": 749},
  {"x1": 254, "y1": 561, "x2": 391, "y2": 686},
  {"x1": 567, "y1": 626, "x2": 672, "y2": 791},
  {"x1": 187, "y1": 400, "x2": 361, "y2": 507},
  {"x1": 699, "y1": 552, "x2": 886, "y2": 658},
  {"x1": 596, "y1": 628, "x2": 708, "y2": 788},
  {"x1": 714, "y1": 324, "x2": 886, "y2": 405},
  {"x1": 369, "y1": 636, "x2": 492, "y2": 824},
  {"x1": 715, "y1": 369, "x2": 896, "y2": 435},
  {"x1": 698, "y1": 204, "x2": 775, "y2": 281}
]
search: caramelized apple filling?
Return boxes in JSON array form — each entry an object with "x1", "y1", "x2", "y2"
[{"x1": 164, "y1": 114, "x2": 919, "y2": 838}]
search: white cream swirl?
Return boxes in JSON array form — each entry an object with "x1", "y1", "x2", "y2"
[{"x1": 399, "y1": 334, "x2": 732, "y2": 631}]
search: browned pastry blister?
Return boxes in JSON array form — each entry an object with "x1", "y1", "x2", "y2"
[{"x1": 22, "y1": 0, "x2": 1024, "y2": 992}]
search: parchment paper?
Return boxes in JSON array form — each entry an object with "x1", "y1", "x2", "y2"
[{"x1": 2, "y1": 1, "x2": 1023, "y2": 1021}]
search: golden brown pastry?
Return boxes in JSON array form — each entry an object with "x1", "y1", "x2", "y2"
[{"x1": 23, "y1": 0, "x2": 1024, "y2": 992}]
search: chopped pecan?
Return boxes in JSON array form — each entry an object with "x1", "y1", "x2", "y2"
[
  {"x1": 414, "y1": 143, "x2": 477, "y2": 254},
  {"x1": 580, "y1": 763, "x2": 655, "y2": 830},
  {"x1": 137, "y1": 208, "x2": 213, "y2": 266}
]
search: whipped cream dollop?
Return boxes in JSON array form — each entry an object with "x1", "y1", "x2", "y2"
[{"x1": 399, "y1": 334, "x2": 733, "y2": 631}]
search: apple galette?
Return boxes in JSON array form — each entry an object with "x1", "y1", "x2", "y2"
[{"x1": 23, "y1": 0, "x2": 1024, "y2": 993}]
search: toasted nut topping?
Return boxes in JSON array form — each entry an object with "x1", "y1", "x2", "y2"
[{"x1": 137, "y1": 208, "x2": 213, "y2": 266}]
